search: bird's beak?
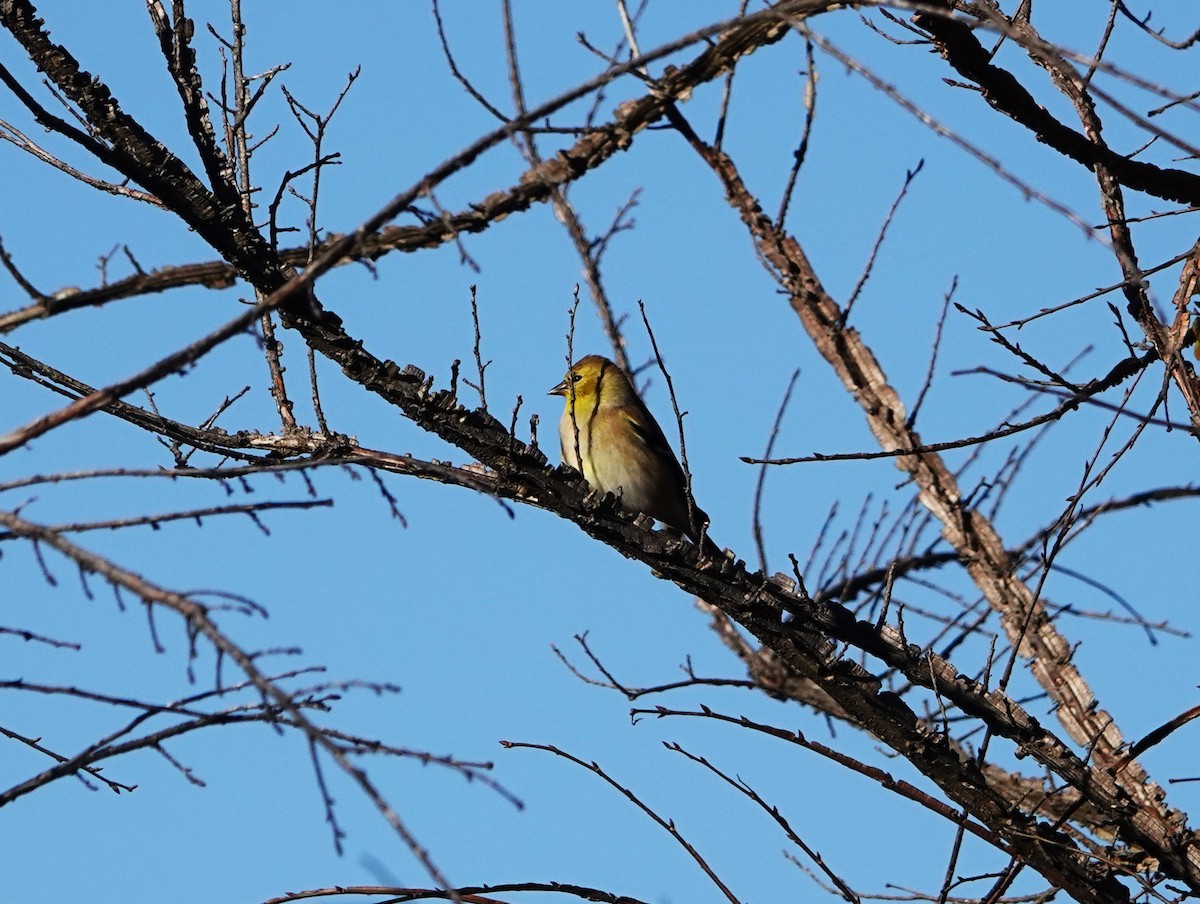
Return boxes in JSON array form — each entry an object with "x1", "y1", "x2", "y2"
[{"x1": 548, "y1": 377, "x2": 568, "y2": 397}]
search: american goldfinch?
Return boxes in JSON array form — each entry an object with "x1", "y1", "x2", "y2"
[{"x1": 549, "y1": 354, "x2": 715, "y2": 551}]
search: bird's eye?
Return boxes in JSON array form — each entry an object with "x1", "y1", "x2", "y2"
[{"x1": 571, "y1": 373, "x2": 582, "y2": 383}]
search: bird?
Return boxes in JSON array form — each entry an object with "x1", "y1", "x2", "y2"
[{"x1": 548, "y1": 354, "x2": 717, "y2": 555}]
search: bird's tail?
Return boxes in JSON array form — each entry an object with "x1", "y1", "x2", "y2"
[{"x1": 686, "y1": 507, "x2": 726, "y2": 562}]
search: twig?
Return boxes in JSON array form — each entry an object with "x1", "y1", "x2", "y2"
[
  {"x1": 752, "y1": 368, "x2": 801, "y2": 573},
  {"x1": 501, "y1": 740, "x2": 742, "y2": 903},
  {"x1": 841, "y1": 159, "x2": 924, "y2": 326}
]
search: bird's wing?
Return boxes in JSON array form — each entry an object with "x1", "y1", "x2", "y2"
[{"x1": 622, "y1": 405, "x2": 686, "y2": 477}]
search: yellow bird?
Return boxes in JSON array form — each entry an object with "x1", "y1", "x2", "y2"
[{"x1": 549, "y1": 354, "x2": 715, "y2": 552}]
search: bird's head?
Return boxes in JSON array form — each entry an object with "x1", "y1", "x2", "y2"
[{"x1": 548, "y1": 355, "x2": 635, "y2": 408}]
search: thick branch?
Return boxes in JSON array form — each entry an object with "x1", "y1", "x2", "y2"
[
  {"x1": 913, "y1": 8, "x2": 1200, "y2": 206},
  {"x1": 662, "y1": 106, "x2": 1195, "y2": 895}
]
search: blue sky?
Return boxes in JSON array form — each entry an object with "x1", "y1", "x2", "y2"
[{"x1": 4, "y1": 3, "x2": 1200, "y2": 902}]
